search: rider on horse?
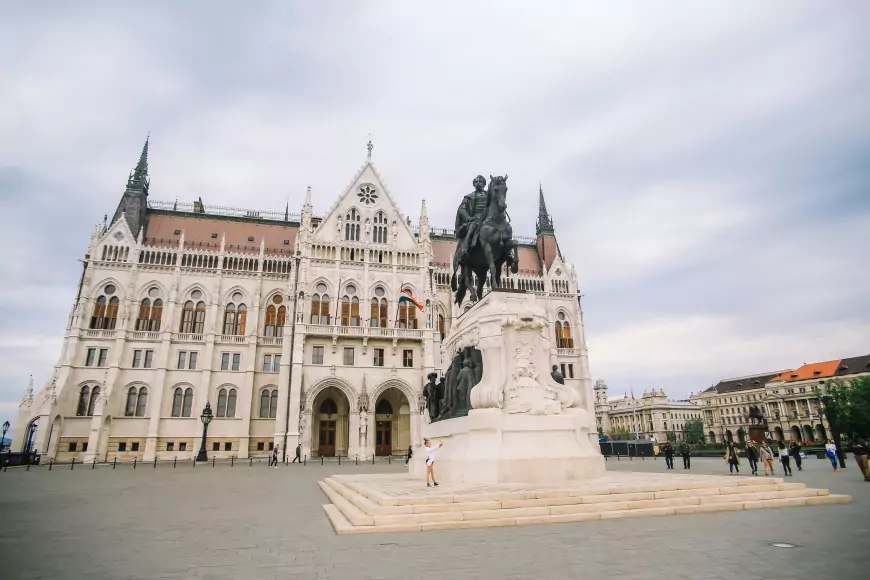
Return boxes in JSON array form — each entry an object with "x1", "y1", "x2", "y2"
[{"x1": 455, "y1": 175, "x2": 489, "y2": 265}]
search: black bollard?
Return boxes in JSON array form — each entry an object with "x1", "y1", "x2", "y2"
[
  {"x1": 174, "y1": 456, "x2": 177, "y2": 468},
  {"x1": 193, "y1": 458, "x2": 196, "y2": 468},
  {"x1": 389, "y1": 455, "x2": 391, "y2": 464},
  {"x1": 249, "y1": 457, "x2": 252, "y2": 467},
  {"x1": 338, "y1": 454, "x2": 341, "y2": 466},
  {"x1": 304, "y1": 455, "x2": 306, "y2": 466},
  {"x1": 92, "y1": 458, "x2": 96, "y2": 470},
  {"x1": 212, "y1": 456, "x2": 215, "y2": 468},
  {"x1": 113, "y1": 457, "x2": 117, "y2": 469},
  {"x1": 133, "y1": 458, "x2": 137, "y2": 469},
  {"x1": 154, "y1": 456, "x2": 157, "y2": 469},
  {"x1": 321, "y1": 455, "x2": 324, "y2": 466},
  {"x1": 49, "y1": 459, "x2": 53, "y2": 471},
  {"x1": 26, "y1": 461, "x2": 31, "y2": 471},
  {"x1": 355, "y1": 455, "x2": 358, "y2": 465},
  {"x1": 372, "y1": 454, "x2": 375, "y2": 465},
  {"x1": 71, "y1": 458, "x2": 75, "y2": 470},
  {"x1": 231, "y1": 456, "x2": 234, "y2": 467}
]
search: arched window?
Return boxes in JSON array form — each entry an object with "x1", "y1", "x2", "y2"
[
  {"x1": 105, "y1": 297, "x2": 119, "y2": 329},
  {"x1": 182, "y1": 388, "x2": 193, "y2": 417},
  {"x1": 373, "y1": 211, "x2": 388, "y2": 244},
  {"x1": 341, "y1": 296, "x2": 360, "y2": 326},
  {"x1": 555, "y1": 312, "x2": 574, "y2": 348},
  {"x1": 217, "y1": 388, "x2": 237, "y2": 418},
  {"x1": 76, "y1": 385, "x2": 90, "y2": 416},
  {"x1": 369, "y1": 287, "x2": 388, "y2": 327},
  {"x1": 180, "y1": 300, "x2": 207, "y2": 334},
  {"x1": 438, "y1": 314, "x2": 445, "y2": 341},
  {"x1": 397, "y1": 290, "x2": 418, "y2": 329},
  {"x1": 90, "y1": 296, "x2": 107, "y2": 329},
  {"x1": 125, "y1": 387, "x2": 137, "y2": 416},
  {"x1": 375, "y1": 399, "x2": 393, "y2": 416},
  {"x1": 136, "y1": 387, "x2": 148, "y2": 416},
  {"x1": 263, "y1": 295, "x2": 286, "y2": 337},
  {"x1": 345, "y1": 208, "x2": 361, "y2": 241},
  {"x1": 310, "y1": 286, "x2": 330, "y2": 325},
  {"x1": 171, "y1": 388, "x2": 183, "y2": 417},
  {"x1": 260, "y1": 388, "x2": 279, "y2": 418},
  {"x1": 136, "y1": 298, "x2": 163, "y2": 331},
  {"x1": 87, "y1": 386, "x2": 100, "y2": 416},
  {"x1": 223, "y1": 303, "x2": 247, "y2": 335},
  {"x1": 319, "y1": 398, "x2": 338, "y2": 417}
]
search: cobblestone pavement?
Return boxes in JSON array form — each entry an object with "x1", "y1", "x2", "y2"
[{"x1": 1, "y1": 455, "x2": 867, "y2": 579}]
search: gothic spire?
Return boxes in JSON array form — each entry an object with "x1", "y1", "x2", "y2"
[
  {"x1": 128, "y1": 135, "x2": 150, "y2": 192},
  {"x1": 535, "y1": 182, "x2": 554, "y2": 236}
]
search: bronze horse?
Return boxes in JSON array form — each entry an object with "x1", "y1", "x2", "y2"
[{"x1": 451, "y1": 175, "x2": 518, "y2": 304}]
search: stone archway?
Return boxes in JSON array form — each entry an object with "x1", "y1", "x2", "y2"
[
  {"x1": 802, "y1": 425, "x2": 814, "y2": 442},
  {"x1": 773, "y1": 426, "x2": 784, "y2": 442},
  {"x1": 790, "y1": 426, "x2": 801, "y2": 442},
  {"x1": 23, "y1": 417, "x2": 40, "y2": 453},
  {"x1": 310, "y1": 386, "x2": 351, "y2": 457},
  {"x1": 815, "y1": 424, "x2": 827, "y2": 441},
  {"x1": 708, "y1": 431, "x2": 716, "y2": 444},
  {"x1": 373, "y1": 387, "x2": 412, "y2": 456}
]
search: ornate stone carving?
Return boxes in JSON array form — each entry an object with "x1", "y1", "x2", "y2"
[{"x1": 503, "y1": 341, "x2": 561, "y2": 415}]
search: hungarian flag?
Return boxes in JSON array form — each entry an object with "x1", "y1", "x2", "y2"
[{"x1": 398, "y1": 289, "x2": 424, "y2": 311}]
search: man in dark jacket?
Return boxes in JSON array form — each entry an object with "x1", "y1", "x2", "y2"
[
  {"x1": 663, "y1": 442, "x2": 675, "y2": 470},
  {"x1": 788, "y1": 440, "x2": 803, "y2": 471},
  {"x1": 680, "y1": 442, "x2": 691, "y2": 469},
  {"x1": 745, "y1": 440, "x2": 759, "y2": 475}
]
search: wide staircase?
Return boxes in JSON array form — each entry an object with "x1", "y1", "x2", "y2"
[{"x1": 319, "y1": 473, "x2": 850, "y2": 534}]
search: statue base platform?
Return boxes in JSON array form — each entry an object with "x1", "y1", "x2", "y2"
[
  {"x1": 416, "y1": 289, "x2": 605, "y2": 485},
  {"x1": 413, "y1": 408, "x2": 606, "y2": 485}
]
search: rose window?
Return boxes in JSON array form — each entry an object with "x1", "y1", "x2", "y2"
[{"x1": 357, "y1": 184, "x2": 378, "y2": 205}]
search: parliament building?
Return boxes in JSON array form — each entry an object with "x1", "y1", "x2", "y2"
[{"x1": 13, "y1": 140, "x2": 589, "y2": 462}]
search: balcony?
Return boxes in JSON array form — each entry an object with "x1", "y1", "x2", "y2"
[
  {"x1": 257, "y1": 336, "x2": 284, "y2": 346},
  {"x1": 173, "y1": 333, "x2": 204, "y2": 343},
  {"x1": 557, "y1": 348, "x2": 581, "y2": 356},
  {"x1": 82, "y1": 329, "x2": 117, "y2": 340},
  {"x1": 298, "y1": 324, "x2": 424, "y2": 340},
  {"x1": 216, "y1": 335, "x2": 247, "y2": 345},
  {"x1": 128, "y1": 331, "x2": 161, "y2": 342}
]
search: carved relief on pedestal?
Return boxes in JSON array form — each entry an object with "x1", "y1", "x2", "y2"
[{"x1": 504, "y1": 341, "x2": 561, "y2": 415}]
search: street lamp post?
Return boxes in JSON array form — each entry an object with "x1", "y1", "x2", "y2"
[
  {"x1": 196, "y1": 402, "x2": 214, "y2": 462},
  {"x1": 819, "y1": 381, "x2": 847, "y2": 469},
  {"x1": 1, "y1": 421, "x2": 10, "y2": 452}
]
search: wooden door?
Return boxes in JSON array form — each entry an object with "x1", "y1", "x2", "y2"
[
  {"x1": 376, "y1": 421, "x2": 392, "y2": 456},
  {"x1": 318, "y1": 420, "x2": 336, "y2": 457}
]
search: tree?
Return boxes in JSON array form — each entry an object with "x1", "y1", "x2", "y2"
[
  {"x1": 608, "y1": 428, "x2": 634, "y2": 441},
  {"x1": 665, "y1": 430, "x2": 677, "y2": 443},
  {"x1": 819, "y1": 377, "x2": 870, "y2": 438},
  {"x1": 684, "y1": 418, "x2": 706, "y2": 444},
  {"x1": 597, "y1": 426, "x2": 604, "y2": 439}
]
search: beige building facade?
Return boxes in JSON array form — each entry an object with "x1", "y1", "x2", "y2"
[
  {"x1": 593, "y1": 380, "x2": 702, "y2": 442},
  {"x1": 12, "y1": 140, "x2": 589, "y2": 462}
]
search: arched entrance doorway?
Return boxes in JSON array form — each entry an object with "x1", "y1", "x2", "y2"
[
  {"x1": 708, "y1": 431, "x2": 716, "y2": 444},
  {"x1": 311, "y1": 387, "x2": 350, "y2": 457},
  {"x1": 790, "y1": 426, "x2": 801, "y2": 441},
  {"x1": 725, "y1": 430, "x2": 733, "y2": 443},
  {"x1": 802, "y1": 425, "x2": 814, "y2": 442},
  {"x1": 737, "y1": 429, "x2": 746, "y2": 444},
  {"x1": 773, "y1": 426, "x2": 784, "y2": 442},
  {"x1": 815, "y1": 424, "x2": 827, "y2": 441},
  {"x1": 374, "y1": 388, "x2": 411, "y2": 456}
]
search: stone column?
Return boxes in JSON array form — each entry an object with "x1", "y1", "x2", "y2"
[{"x1": 348, "y1": 411, "x2": 360, "y2": 459}]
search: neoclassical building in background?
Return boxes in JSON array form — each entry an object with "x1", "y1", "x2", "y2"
[{"x1": 14, "y1": 140, "x2": 589, "y2": 462}]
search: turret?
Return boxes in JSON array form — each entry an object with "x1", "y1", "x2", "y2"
[
  {"x1": 535, "y1": 183, "x2": 561, "y2": 271},
  {"x1": 111, "y1": 136, "x2": 150, "y2": 237}
]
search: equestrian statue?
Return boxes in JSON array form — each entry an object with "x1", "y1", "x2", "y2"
[{"x1": 450, "y1": 175, "x2": 519, "y2": 304}]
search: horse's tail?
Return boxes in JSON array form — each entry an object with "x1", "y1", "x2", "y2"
[{"x1": 450, "y1": 271, "x2": 457, "y2": 292}]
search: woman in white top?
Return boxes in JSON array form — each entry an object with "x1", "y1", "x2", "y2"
[
  {"x1": 825, "y1": 440, "x2": 839, "y2": 472},
  {"x1": 424, "y1": 439, "x2": 444, "y2": 488}
]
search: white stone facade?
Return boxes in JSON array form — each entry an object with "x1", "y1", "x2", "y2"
[
  {"x1": 594, "y1": 381, "x2": 702, "y2": 442},
  {"x1": 14, "y1": 156, "x2": 588, "y2": 463}
]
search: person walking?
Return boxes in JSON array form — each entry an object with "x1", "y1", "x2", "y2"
[
  {"x1": 851, "y1": 435, "x2": 870, "y2": 481},
  {"x1": 663, "y1": 441, "x2": 675, "y2": 470},
  {"x1": 825, "y1": 439, "x2": 839, "y2": 472},
  {"x1": 291, "y1": 443, "x2": 302, "y2": 463},
  {"x1": 745, "y1": 440, "x2": 759, "y2": 475},
  {"x1": 778, "y1": 441, "x2": 792, "y2": 476},
  {"x1": 788, "y1": 439, "x2": 802, "y2": 471},
  {"x1": 405, "y1": 445, "x2": 413, "y2": 466},
  {"x1": 424, "y1": 439, "x2": 444, "y2": 488},
  {"x1": 271, "y1": 444, "x2": 279, "y2": 468},
  {"x1": 725, "y1": 441, "x2": 740, "y2": 474},
  {"x1": 680, "y1": 441, "x2": 691, "y2": 470},
  {"x1": 759, "y1": 441, "x2": 775, "y2": 475}
]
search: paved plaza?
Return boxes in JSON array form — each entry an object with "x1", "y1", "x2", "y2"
[{"x1": 1, "y1": 456, "x2": 867, "y2": 580}]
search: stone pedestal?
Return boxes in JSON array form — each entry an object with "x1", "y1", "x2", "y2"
[
  {"x1": 748, "y1": 423, "x2": 770, "y2": 443},
  {"x1": 417, "y1": 289, "x2": 605, "y2": 485}
]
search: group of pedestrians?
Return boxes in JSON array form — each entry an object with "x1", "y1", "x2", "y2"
[
  {"x1": 661, "y1": 441, "x2": 692, "y2": 470},
  {"x1": 731, "y1": 439, "x2": 804, "y2": 476},
  {"x1": 268, "y1": 443, "x2": 303, "y2": 467}
]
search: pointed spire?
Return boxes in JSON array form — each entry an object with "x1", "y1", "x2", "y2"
[
  {"x1": 284, "y1": 199, "x2": 289, "y2": 222},
  {"x1": 536, "y1": 182, "x2": 554, "y2": 236},
  {"x1": 128, "y1": 134, "x2": 150, "y2": 191},
  {"x1": 304, "y1": 185, "x2": 312, "y2": 207}
]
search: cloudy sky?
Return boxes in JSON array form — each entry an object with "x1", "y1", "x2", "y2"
[{"x1": 1, "y1": 2, "x2": 869, "y2": 426}]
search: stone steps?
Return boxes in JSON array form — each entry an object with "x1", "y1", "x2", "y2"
[{"x1": 318, "y1": 475, "x2": 851, "y2": 534}]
